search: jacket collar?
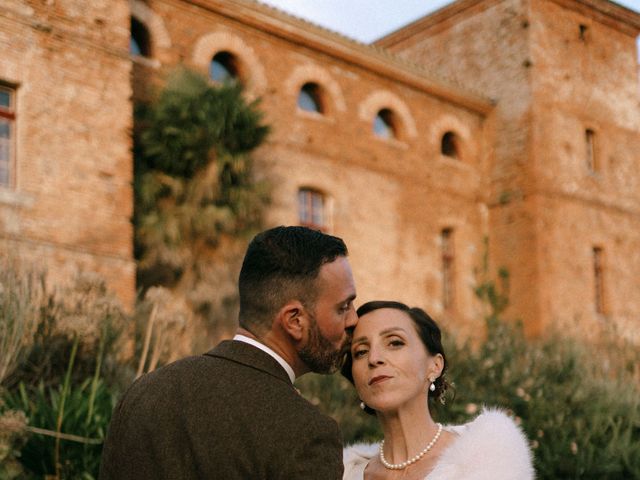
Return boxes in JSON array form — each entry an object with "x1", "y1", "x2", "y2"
[{"x1": 204, "y1": 340, "x2": 293, "y2": 387}]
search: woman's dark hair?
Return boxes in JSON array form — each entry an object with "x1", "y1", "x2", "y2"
[{"x1": 341, "y1": 300, "x2": 450, "y2": 414}]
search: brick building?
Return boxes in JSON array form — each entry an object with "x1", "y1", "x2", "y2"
[
  {"x1": 1, "y1": 0, "x2": 135, "y2": 306},
  {"x1": 1, "y1": 0, "x2": 638, "y2": 341}
]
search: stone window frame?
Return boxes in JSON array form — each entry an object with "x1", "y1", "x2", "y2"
[
  {"x1": 0, "y1": 83, "x2": 16, "y2": 189},
  {"x1": 298, "y1": 187, "x2": 331, "y2": 232},
  {"x1": 285, "y1": 64, "x2": 345, "y2": 122},
  {"x1": 130, "y1": 0, "x2": 170, "y2": 68},
  {"x1": 428, "y1": 114, "x2": 475, "y2": 166},
  {"x1": 192, "y1": 31, "x2": 267, "y2": 100},
  {"x1": 359, "y1": 89, "x2": 416, "y2": 146}
]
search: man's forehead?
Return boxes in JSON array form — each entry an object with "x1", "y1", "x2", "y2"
[{"x1": 317, "y1": 257, "x2": 355, "y2": 294}]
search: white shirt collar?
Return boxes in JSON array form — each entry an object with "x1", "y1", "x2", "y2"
[{"x1": 233, "y1": 334, "x2": 296, "y2": 384}]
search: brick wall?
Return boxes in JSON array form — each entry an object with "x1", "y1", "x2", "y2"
[
  {"x1": 130, "y1": 0, "x2": 493, "y2": 332},
  {"x1": 0, "y1": 0, "x2": 135, "y2": 308},
  {"x1": 378, "y1": 0, "x2": 640, "y2": 339}
]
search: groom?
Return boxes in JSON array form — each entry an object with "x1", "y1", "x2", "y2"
[{"x1": 100, "y1": 226, "x2": 358, "y2": 479}]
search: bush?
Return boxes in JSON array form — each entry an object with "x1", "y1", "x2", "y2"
[
  {"x1": 441, "y1": 318, "x2": 640, "y2": 479},
  {"x1": 3, "y1": 372, "x2": 117, "y2": 479},
  {"x1": 1, "y1": 267, "x2": 128, "y2": 479}
]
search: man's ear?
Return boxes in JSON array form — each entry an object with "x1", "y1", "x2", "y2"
[{"x1": 276, "y1": 300, "x2": 309, "y2": 342}]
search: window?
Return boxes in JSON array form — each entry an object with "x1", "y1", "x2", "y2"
[
  {"x1": 579, "y1": 24, "x2": 588, "y2": 41},
  {"x1": 130, "y1": 17, "x2": 151, "y2": 57},
  {"x1": 441, "y1": 228, "x2": 455, "y2": 310},
  {"x1": 593, "y1": 247, "x2": 605, "y2": 315},
  {"x1": 441, "y1": 131, "x2": 459, "y2": 159},
  {"x1": 209, "y1": 51, "x2": 239, "y2": 84},
  {"x1": 298, "y1": 188, "x2": 325, "y2": 231},
  {"x1": 585, "y1": 129, "x2": 597, "y2": 173},
  {"x1": 373, "y1": 108, "x2": 396, "y2": 139},
  {"x1": 0, "y1": 85, "x2": 15, "y2": 188},
  {"x1": 297, "y1": 83, "x2": 323, "y2": 114}
]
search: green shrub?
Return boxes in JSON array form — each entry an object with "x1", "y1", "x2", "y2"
[
  {"x1": 441, "y1": 319, "x2": 640, "y2": 479},
  {"x1": 1, "y1": 267, "x2": 127, "y2": 479},
  {"x1": 3, "y1": 375, "x2": 117, "y2": 479}
]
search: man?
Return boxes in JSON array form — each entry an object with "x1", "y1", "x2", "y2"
[{"x1": 100, "y1": 226, "x2": 358, "y2": 479}]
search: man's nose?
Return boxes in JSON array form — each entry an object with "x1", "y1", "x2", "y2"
[{"x1": 345, "y1": 305, "x2": 358, "y2": 332}]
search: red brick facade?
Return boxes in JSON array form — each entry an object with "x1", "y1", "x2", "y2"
[
  {"x1": 0, "y1": 0, "x2": 135, "y2": 307},
  {"x1": 2, "y1": 0, "x2": 638, "y2": 341}
]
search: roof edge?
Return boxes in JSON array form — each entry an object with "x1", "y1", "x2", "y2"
[
  {"x1": 375, "y1": 0, "x2": 493, "y2": 47},
  {"x1": 182, "y1": 0, "x2": 495, "y2": 115},
  {"x1": 376, "y1": 0, "x2": 640, "y2": 47},
  {"x1": 548, "y1": 0, "x2": 640, "y2": 34}
]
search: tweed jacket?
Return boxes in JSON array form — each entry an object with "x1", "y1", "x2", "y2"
[
  {"x1": 100, "y1": 340, "x2": 343, "y2": 480},
  {"x1": 343, "y1": 409, "x2": 534, "y2": 480}
]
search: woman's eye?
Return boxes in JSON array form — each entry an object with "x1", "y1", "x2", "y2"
[
  {"x1": 389, "y1": 339, "x2": 405, "y2": 347},
  {"x1": 353, "y1": 349, "x2": 368, "y2": 358}
]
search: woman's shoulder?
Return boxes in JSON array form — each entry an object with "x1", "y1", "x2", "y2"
[
  {"x1": 343, "y1": 442, "x2": 378, "y2": 480},
  {"x1": 430, "y1": 408, "x2": 535, "y2": 480}
]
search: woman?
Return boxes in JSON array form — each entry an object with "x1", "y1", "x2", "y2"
[{"x1": 342, "y1": 301, "x2": 534, "y2": 479}]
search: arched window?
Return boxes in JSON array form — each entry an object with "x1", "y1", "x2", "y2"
[
  {"x1": 441, "y1": 131, "x2": 460, "y2": 159},
  {"x1": 373, "y1": 108, "x2": 396, "y2": 139},
  {"x1": 297, "y1": 82, "x2": 323, "y2": 114},
  {"x1": 130, "y1": 17, "x2": 151, "y2": 57},
  {"x1": 209, "y1": 51, "x2": 239, "y2": 84},
  {"x1": 298, "y1": 188, "x2": 326, "y2": 231}
]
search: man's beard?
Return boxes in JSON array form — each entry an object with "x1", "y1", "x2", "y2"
[{"x1": 298, "y1": 315, "x2": 349, "y2": 374}]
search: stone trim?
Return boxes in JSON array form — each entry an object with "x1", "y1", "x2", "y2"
[
  {"x1": 284, "y1": 63, "x2": 346, "y2": 116},
  {"x1": 130, "y1": 0, "x2": 172, "y2": 51},
  {"x1": 191, "y1": 29, "x2": 267, "y2": 97},
  {"x1": 359, "y1": 89, "x2": 417, "y2": 140}
]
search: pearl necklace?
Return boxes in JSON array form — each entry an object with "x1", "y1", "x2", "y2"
[{"x1": 379, "y1": 423, "x2": 443, "y2": 470}]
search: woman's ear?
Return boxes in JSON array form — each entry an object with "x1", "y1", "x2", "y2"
[
  {"x1": 429, "y1": 353, "x2": 445, "y2": 379},
  {"x1": 277, "y1": 300, "x2": 309, "y2": 342}
]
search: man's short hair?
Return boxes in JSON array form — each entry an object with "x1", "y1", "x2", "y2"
[{"x1": 238, "y1": 226, "x2": 348, "y2": 332}]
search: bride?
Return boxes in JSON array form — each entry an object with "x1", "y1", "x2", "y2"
[{"x1": 341, "y1": 301, "x2": 534, "y2": 479}]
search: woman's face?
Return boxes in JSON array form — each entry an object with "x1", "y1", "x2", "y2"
[{"x1": 350, "y1": 308, "x2": 441, "y2": 413}]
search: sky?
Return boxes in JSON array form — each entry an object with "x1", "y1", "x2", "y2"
[{"x1": 256, "y1": 0, "x2": 640, "y2": 43}]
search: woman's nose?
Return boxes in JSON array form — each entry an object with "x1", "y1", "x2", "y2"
[{"x1": 368, "y1": 345, "x2": 385, "y2": 366}]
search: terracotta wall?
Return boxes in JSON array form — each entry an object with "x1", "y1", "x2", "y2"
[
  {"x1": 0, "y1": 0, "x2": 135, "y2": 308},
  {"x1": 132, "y1": 0, "x2": 492, "y2": 331}
]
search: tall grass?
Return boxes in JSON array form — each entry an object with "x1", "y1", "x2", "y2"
[{"x1": 0, "y1": 256, "x2": 41, "y2": 384}]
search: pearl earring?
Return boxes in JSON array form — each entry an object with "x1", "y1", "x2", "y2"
[
  {"x1": 360, "y1": 401, "x2": 366, "y2": 410},
  {"x1": 429, "y1": 379, "x2": 436, "y2": 392}
]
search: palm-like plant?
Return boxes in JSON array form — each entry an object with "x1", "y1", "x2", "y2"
[{"x1": 134, "y1": 67, "x2": 270, "y2": 349}]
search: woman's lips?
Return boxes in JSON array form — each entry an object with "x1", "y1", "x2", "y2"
[{"x1": 369, "y1": 375, "x2": 391, "y2": 386}]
